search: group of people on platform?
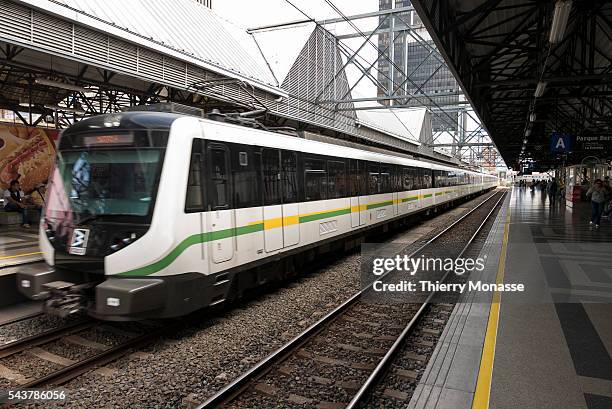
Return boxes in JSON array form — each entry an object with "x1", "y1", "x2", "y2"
[
  {"x1": 517, "y1": 178, "x2": 565, "y2": 200},
  {"x1": 587, "y1": 177, "x2": 612, "y2": 228},
  {"x1": 516, "y1": 176, "x2": 612, "y2": 229},
  {"x1": 2, "y1": 179, "x2": 46, "y2": 228}
]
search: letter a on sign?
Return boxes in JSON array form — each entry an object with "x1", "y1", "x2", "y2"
[
  {"x1": 555, "y1": 137, "x2": 565, "y2": 150},
  {"x1": 550, "y1": 132, "x2": 571, "y2": 153}
]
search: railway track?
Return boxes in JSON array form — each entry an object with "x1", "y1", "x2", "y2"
[
  {"x1": 0, "y1": 318, "x2": 174, "y2": 396},
  {"x1": 195, "y1": 190, "x2": 506, "y2": 409},
  {"x1": 0, "y1": 311, "x2": 44, "y2": 328}
]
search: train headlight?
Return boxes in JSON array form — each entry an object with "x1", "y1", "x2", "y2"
[
  {"x1": 106, "y1": 297, "x2": 120, "y2": 307},
  {"x1": 109, "y1": 232, "x2": 139, "y2": 253}
]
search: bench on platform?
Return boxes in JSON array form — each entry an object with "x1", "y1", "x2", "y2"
[
  {"x1": 0, "y1": 198, "x2": 41, "y2": 226},
  {"x1": 0, "y1": 209, "x2": 40, "y2": 226}
]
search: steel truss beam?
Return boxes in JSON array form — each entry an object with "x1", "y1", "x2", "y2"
[{"x1": 307, "y1": 1, "x2": 499, "y2": 168}]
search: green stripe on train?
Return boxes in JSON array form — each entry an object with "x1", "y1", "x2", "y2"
[
  {"x1": 119, "y1": 207, "x2": 352, "y2": 276},
  {"x1": 367, "y1": 201, "x2": 393, "y2": 209},
  {"x1": 119, "y1": 198, "x2": 417, "y2": 276},
  {"x1": 299, "y1": 208, "x2": 351, "y2": 223},
  {"x1": 118, "y1": 223, "x2": 265, "y2": 276}
]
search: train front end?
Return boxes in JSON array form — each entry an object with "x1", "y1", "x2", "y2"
[{"x1": 16, "y1": 113, "x2": 174, "y2": 320}]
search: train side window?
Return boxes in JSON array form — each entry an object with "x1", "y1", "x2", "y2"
[
  {"x1": 231, "y1": 145, "x2": 260, "y2": 208},
  {"x1": 349, "y1": 159, "x2": 365, "y2": 196},
  {"x1": 282, "y1": 151, "x2": 298, "y2": 204},
  {"x1": 207, "y1": 144, "x2": 230, "y2": 209},
  {"x1": 368, "y1": 162, "x2": 379, "y2": 195},
  {"x1": 349, "y1": 159, "x2": 358, "y2": 196},
  {"x1": 328, "y1": 160, "x2": 346, "y2": 199},
  {"x1": 404, "y1": 167, "x2": 419, "y2": 190},
  {"x1": 262, "y1": 148, "x2": 281, "y2": 206},
  {"x1": 421, "y1": 169, "x2": 432, "y2": 188},
  {"x1": 414, "y1": 167, "x2": 422, "y2": 190},
  {"x1": 304, "y1": 157, "x2": 327, "y2": 201},
  {"x1": 401, "y1": 167, "x2": 410, "y2": 191},
  {"x1": 379, "y1": 163, "x2": 392, "y2": 193},
  {"x1": 185, "y1": 139, "x2": 204, "y2": 212},
  {"x1": 359, "y1": 160, "x2": 367, "y2": 195},
  {"x1": 392, "y1": 165, "x2": 400, "y2": 192}
]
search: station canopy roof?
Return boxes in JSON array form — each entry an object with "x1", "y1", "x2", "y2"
[
  {"x1": 412, "y1": 0, "x2": 612, "y2": 170},
  {"x1": 353, "y1": 102, "x2": 426, "y2": 146},
  {"x1": 251, "y1": 22, "x2": 317, "y2": 85},
  {"x1": 23, "y1": 0, "x2": 280, "y2": 91}
]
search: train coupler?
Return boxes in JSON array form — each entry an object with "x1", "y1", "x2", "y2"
[{"x1": 42, "y1": 281, "x2": 95, "y2": 317}]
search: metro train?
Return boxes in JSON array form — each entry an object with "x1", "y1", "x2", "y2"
[{"x1": 17, "y1": 111, "x2": 497, "y2": 320}]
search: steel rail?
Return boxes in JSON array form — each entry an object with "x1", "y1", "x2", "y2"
[
  {"x1": 0, "y1": 311, "x2": 44, "y2": 328},
  {"x1": 346, "y1": 191, "x2": 507, "y2": 408},
  {"x1": 196, "y1": 189, "x2": 504, "y2": 409},
  {"x1": 0, "y1": 320, "x2": 94, "y2": 359},
  {"x1": 18, "y1": 324, "x2": 172, "y2": 388}
]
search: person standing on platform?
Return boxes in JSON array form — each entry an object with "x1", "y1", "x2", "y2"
[
  {"x1": 558, "y1": 178, "x2": 565, "y2": 199},
  {"x1": 586, "y1": 179, "x2": 606, "y2": 228},
  {"x1": 547, "y1": 178, "x2": 558, "y2": 204}
]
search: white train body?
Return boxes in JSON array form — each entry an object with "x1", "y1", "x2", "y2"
[{"x1": 18, "y1": 112, "x2": 496, "y2": 320}]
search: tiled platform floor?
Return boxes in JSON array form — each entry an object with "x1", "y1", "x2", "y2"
[
  {"x1": 409, "y1": 187, "x2": 612, "y2": 409},
  {"x1": 0, "y1": 227, "x2": 42, "y2": 270},
  {"x1": 490, "y1": 187, "x2": 611, "y2": 409}
]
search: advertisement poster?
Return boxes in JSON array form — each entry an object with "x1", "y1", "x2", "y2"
[{"x1": 0, "y1": 124, "x2": 57, "y2": 192}]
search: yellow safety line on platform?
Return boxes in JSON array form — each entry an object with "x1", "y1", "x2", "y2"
[
  {"x1": 0, "y1": 251, "x2": 42, "y2": 260},
  {"x1": 472, "y1": 211, "x2": 510, "y2": 409}
]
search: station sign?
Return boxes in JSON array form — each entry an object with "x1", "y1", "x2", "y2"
[
  {"x1": 550, "y1": 132, "x2": 572, "y2": 153},
  {"x1": 575, "y1": 134, "x2": 612, "y2": 151}
]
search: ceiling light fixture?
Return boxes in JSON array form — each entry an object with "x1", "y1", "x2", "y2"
[
  {"x1": 534, "y1": 81, "x2": 547, "y2": 98},
  {"x1": 549, "y1": 0, "x2": 573, "y2": 44}
]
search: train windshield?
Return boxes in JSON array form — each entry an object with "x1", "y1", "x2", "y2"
[{"x1": 45, "y1": 148, "x2": 163, "y2": 225}]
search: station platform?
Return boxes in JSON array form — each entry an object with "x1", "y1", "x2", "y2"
[
  {"x1": 410, "y1": 187, "x2": 612, "y2": 409},
  {"x1": 0, "y1": 227, "x2": 42, "y2": 269},
  {"x1": 0, "y1": 227, "x2": 42, "y2": 308}
]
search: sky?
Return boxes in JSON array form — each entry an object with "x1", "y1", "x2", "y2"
[{"x1": 213, "y1": 0, "x2": 376, "y2": 32}]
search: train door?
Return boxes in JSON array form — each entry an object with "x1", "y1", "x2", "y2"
[
  {"x1": 349, "y1": 160, "x2": 366, "y2": 228},
  {"x1": 185, "y1": 138, "x2": 208, "y2": 261},
  {"x1": 281, "y1": 151, "x2": 299, "y2": 247},
  {"x1": 206, "y1": 143, "x2": 235, "y2": 263},
  {"x1": 262, "y1": 148, "x2": 283, "y2": 252}
]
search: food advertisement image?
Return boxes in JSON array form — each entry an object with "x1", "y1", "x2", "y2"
[{"x1": 0, "y1": 124, "x2": 57, "y2": 192}]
